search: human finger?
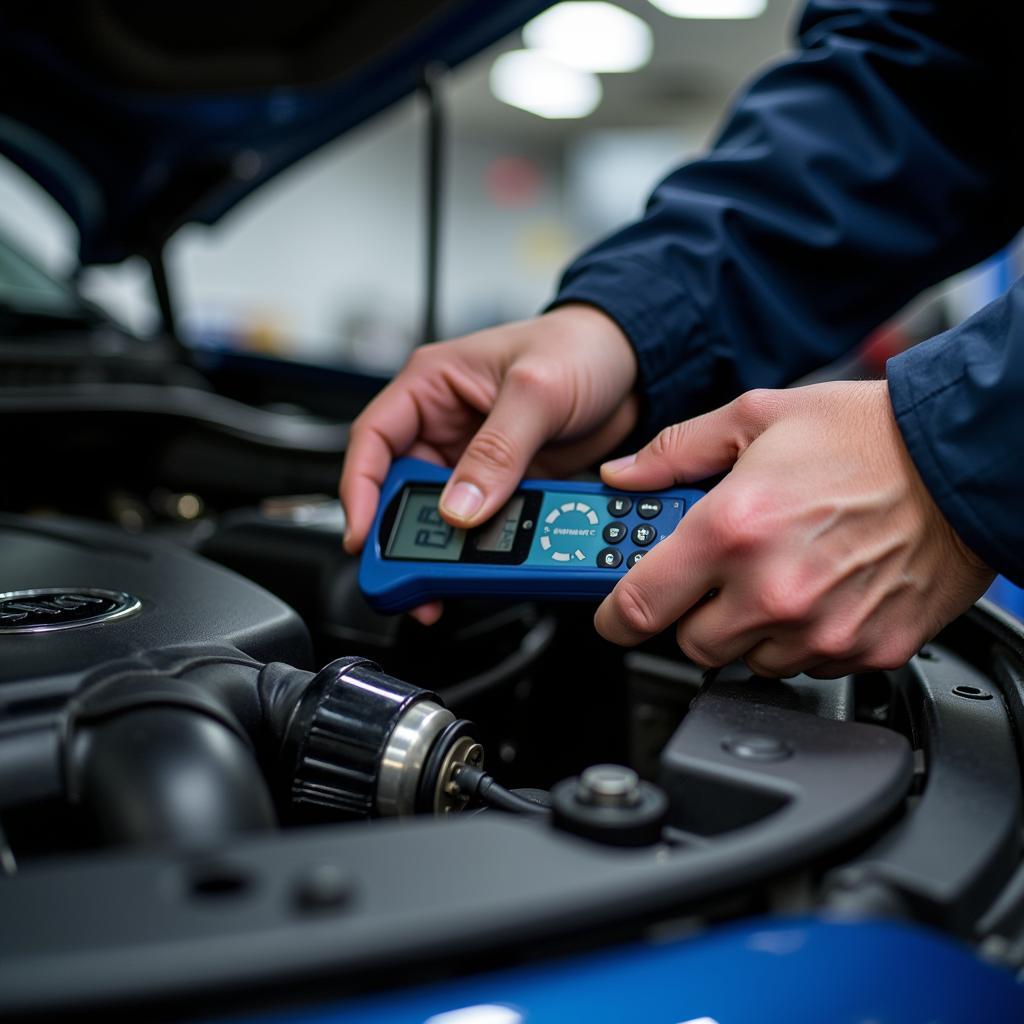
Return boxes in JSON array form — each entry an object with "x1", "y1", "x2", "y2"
[
  {"x1": 408, "y1": 601, "x2": 444, "y2": 627},
  {"x1": 340, "y1": 385, "x2": 423, "y2": 553},
  {"x1": 600, "y1": 390, "x2": 782, "y2": 491},
  {"x1": 673, "y1": 589, "x2": 771, "y2": 668},
  {"x1": 439, "y1": 367, "x2": 559, "y2": 528},
  {"x1": 594, "y1": 511, "x2": 719, "y2": 647}
]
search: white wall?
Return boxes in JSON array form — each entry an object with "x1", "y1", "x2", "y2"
[
  {"x1": 0, "y1": 95, "x2": 710, "y2": 376},
  {"x1": 167, "y1": 98, "x2": 576, "y2": 372}
]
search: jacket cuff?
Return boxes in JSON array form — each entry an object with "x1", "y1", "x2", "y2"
[
  {"x1": 545, "y1": 255, "x2": 717, "y2": 441},
  {"x1": 887, "y1": 336, "x2": 1022, "y2": 584}
]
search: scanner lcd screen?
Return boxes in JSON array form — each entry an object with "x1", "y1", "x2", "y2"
[
  {"x1": 473, "y1": 495, "x2": 524, "y2": 553},
  {"x1": 385, "y1": 488, "x2": 465, "y2": 562}
]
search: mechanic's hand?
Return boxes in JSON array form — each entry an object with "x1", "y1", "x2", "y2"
[
  {"x1": 594, "y1": 381, "x2": 994, "y2": 678},
  {"x1": 340, "y1": 304, "x2": 639, "y2": 623}
]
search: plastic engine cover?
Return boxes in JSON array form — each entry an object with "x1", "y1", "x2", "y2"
[{"x1": 0, "y1": 514, "x2": 312, "y2": 702}]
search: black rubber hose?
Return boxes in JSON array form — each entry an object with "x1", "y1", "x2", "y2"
[
  {"x1": 69, "y1": 707, "x2": 277, "y2": 848},
  {"x1": 452, "y1": 764, "x2": 549, "y2": 816}
]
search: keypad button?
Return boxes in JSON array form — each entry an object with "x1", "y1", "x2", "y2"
[
  {"x1": 602, "y1": 522, "x2": 627, "y2": 544},
  {"x1": 631, "y1": 523, "x2": 656, "y2": 547},
  {"x1": 627, "y1": 550, "x2": 646, "y2": 568},
  {"x1": 607, "y1": 496, "x2": 632, "y2": 518},
  {"x1": 596, "y1": 547, "x2": 624, "y2": 569},
  {"x1": 636, "y1": 498, "x2": 662, "y2": 519}
]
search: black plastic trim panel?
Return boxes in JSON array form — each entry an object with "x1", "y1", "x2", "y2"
[{"x1": 825, "y1": 647, "x2": 1023, "y2": 933}]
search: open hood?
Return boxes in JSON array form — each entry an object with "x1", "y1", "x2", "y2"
[{"x1": 0, "y1": 1, "x2": 547, "y2": 265}]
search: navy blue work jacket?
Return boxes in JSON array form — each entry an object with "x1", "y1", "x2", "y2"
[{"x1": 551, "y1": 0, "x2": 1024, "y2": 584}]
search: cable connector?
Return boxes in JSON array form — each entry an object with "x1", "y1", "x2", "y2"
[{"x1": 451, "y1": 764, "x2": 549, "y2": 816}]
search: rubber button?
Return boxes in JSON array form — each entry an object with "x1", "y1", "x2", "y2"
[
  {"x1": 603, "y1": 522, "x2": 627, "y2": 544},
  {"x1": 626, "y1": 551, "x2": 645, "y2": 568},
  {"x1": 631, "y1": 524, "x2": 656, "y2": 547},
  {"x1": 607, "y1": 497, "x2": 632, "y2": 517},
  {"x1": 637, "y1": 498, "x2": 662, "y2": 519},
  {"x1": 597, "y1": 547, "x2": 623, "y2": 569}
]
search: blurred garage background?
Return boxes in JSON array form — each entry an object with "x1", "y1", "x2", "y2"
[{"x1": 2, "y1": 0, "x2": 1020, "y2": 611}]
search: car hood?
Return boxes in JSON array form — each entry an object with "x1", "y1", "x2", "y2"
[{"x1": 0, "y1": 1, "x2": 547, "y2": 265}]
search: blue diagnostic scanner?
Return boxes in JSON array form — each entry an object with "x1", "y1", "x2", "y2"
[{"x1": 359, "y1": 457, "x2": 705, "y2": 613}]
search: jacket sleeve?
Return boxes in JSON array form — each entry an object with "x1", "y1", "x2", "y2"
[
  {"x1": 887, "y1": 279, "x2": 1024, "y2": 583},
  {"x1": 549, "y1": 0, "x2": 1023, "y2": 436}
]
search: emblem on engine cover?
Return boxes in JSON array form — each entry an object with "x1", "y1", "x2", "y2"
[{"x1": 0, "y1": 589, "x2": 141, "y2": 634}]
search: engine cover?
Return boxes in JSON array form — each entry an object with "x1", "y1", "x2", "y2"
[{"x1": 0, "y1": 514, "x2": 312, "y2": 704}]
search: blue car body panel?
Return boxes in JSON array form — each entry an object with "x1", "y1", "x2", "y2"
[
  {"x1": 988, "y1": 577, "x2": 1024, "y2": 622},
  {"x1": 234, "y1": 917, "x2": 1024, "y2": 1023}
]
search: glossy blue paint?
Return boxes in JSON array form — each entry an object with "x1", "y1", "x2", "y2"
[
  {"x1": 230, "y1": 917, "x2": 1024, "y2": 1024},
  {"x1": 987, "y1": 577, "x2": 1024, "y2": 622}
]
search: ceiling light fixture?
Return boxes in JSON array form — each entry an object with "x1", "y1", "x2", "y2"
[
  {"x1": 489, "y1": 50, "x2": 602, "y2": 119},
  {"x1": 523, "y1": 2, "x2": 653, "y2": 73},
  {"x1": 647, "y1": 0, "x2": 767, "y2": 19}
]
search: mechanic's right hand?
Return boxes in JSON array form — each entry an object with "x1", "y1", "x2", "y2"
[{"x1": 340, "y1": 302, "x2": 639, "y2": 567}]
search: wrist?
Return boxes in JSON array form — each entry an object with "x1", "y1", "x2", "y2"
[{"x1": 544, "y1": 302, "x2": 638, "y2": 388}]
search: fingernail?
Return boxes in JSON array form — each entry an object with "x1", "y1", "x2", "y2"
[
  {"x1": 602, "y1": 454, "x2": 637, "y2": 474},
  {"x1": 442, "y1": 481, "x2": 484, "y2": 521}
]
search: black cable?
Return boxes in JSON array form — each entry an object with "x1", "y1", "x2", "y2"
[
  {"x1": 452, "y1": 764, "x2": 549, "y2": 816},
  {"x1": 437, "y1": 614, "x2": 557, "y2": 708}
]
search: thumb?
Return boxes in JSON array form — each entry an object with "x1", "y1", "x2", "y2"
[
  {"x1": 440, "y1": 370, "x2": 555, "y2": 527},
  {"x1": 601, "y1": 390, "x2": 776, "y2": 490}
]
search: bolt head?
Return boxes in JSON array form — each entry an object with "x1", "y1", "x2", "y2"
[{"x1": 578, "y1": 764, "x2": 641, "y2": 808}]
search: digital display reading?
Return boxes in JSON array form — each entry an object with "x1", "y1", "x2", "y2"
[
  {"x1": 385, "y1": 488, "x2": 465, "y2": 562},
  {"x1": 473, "y1": 495, "x2": 525, "y2": 553}
]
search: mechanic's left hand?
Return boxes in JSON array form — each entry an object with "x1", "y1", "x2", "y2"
[{"x1": 594, "y1": 381, "x2": 994, "y2": 678}]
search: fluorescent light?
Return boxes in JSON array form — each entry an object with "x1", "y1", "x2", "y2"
[
  {"x1": 647, "y1": 0, "x2": 767, "y2": 18},
  {"x1": 523, "y1": 2, "x2": 653, "y2": 73},
  {"x1": 490, "y1": 50, "x2": 602, "y2": 119}
]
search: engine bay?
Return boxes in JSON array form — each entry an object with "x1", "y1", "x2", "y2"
[
  {"x1": 4, "y1": 483, "x2": 1024, "y2": 1018},
  {"x1": 0, "y1": 239, "x2": 1022, "y2": 1019},
  {"x1": 4, "y1": 2, "x2": 1024, "y2": 1016}
]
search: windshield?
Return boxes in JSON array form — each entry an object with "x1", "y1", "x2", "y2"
[{"x1": 0, "y1": 232, "x2": 84, "y2": 317}]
